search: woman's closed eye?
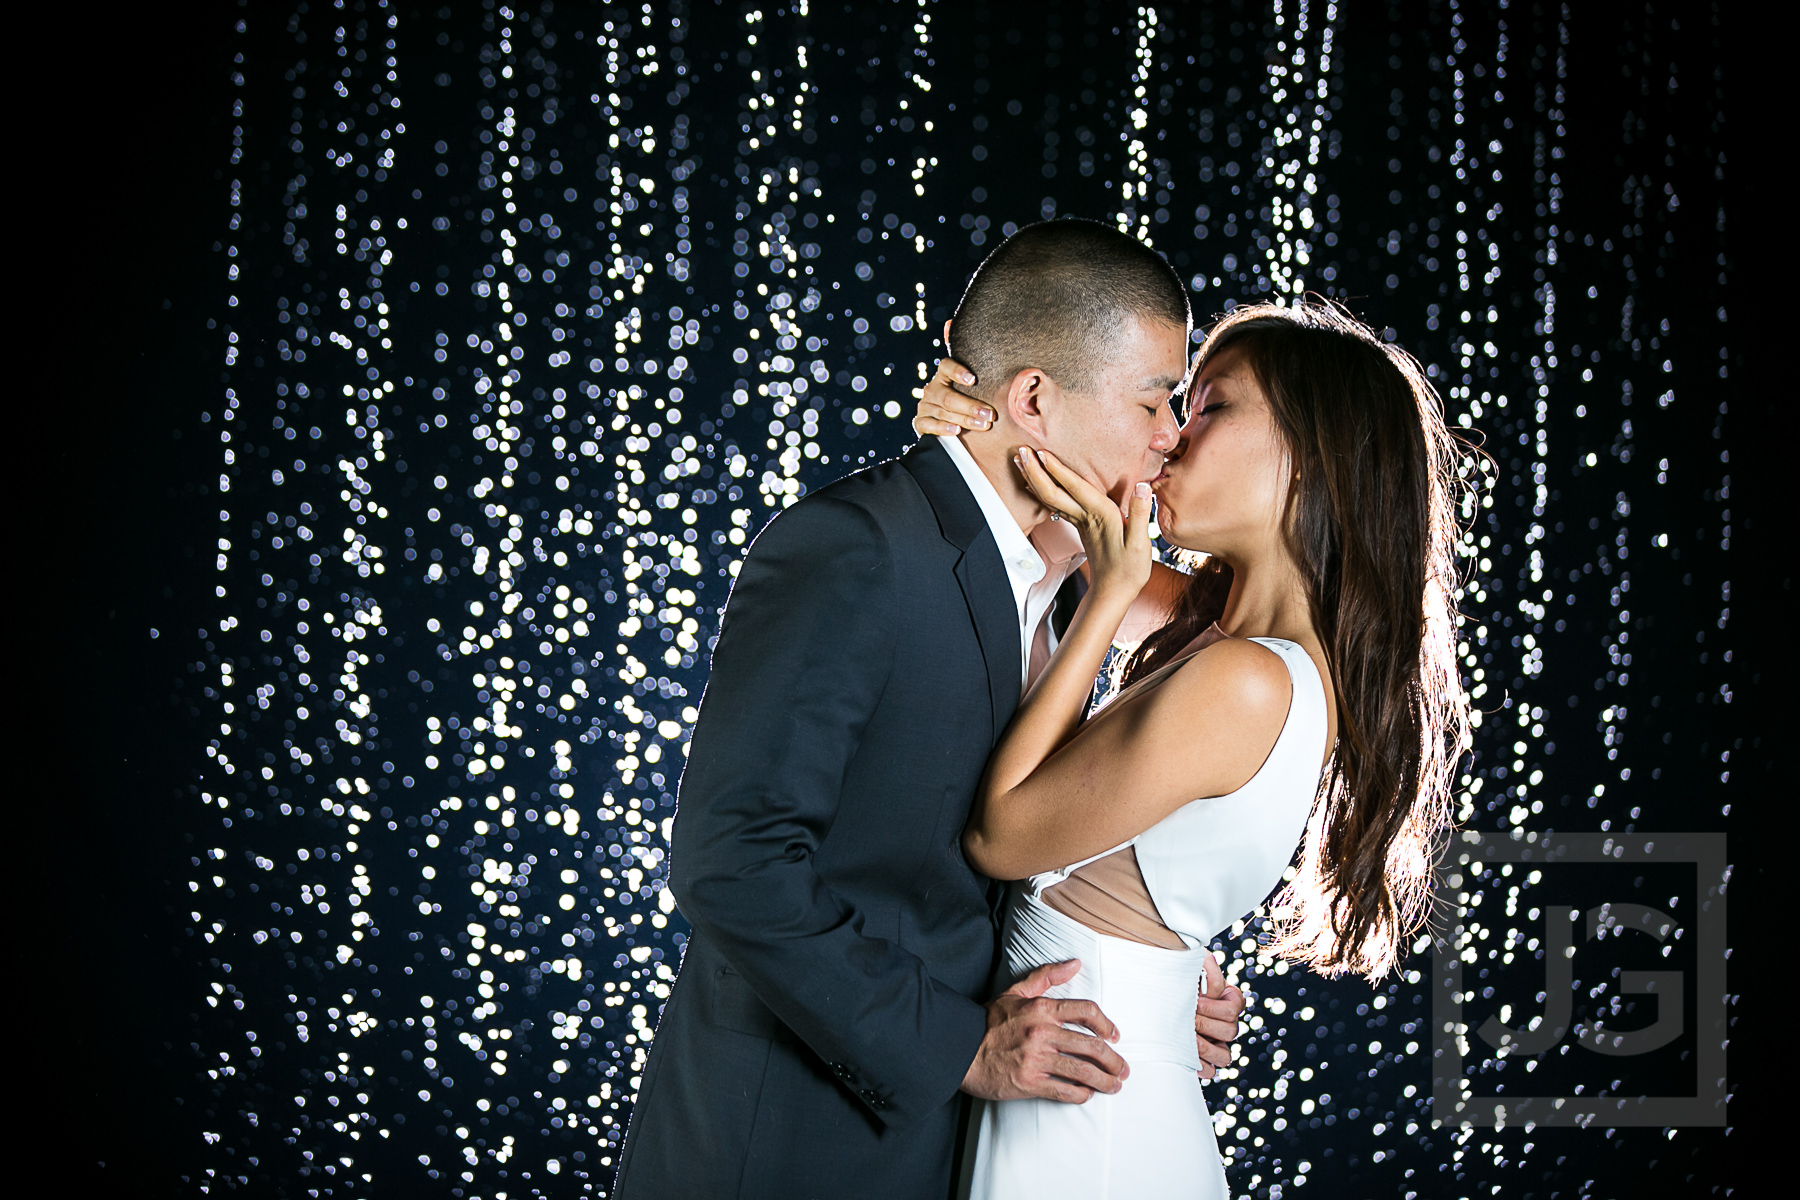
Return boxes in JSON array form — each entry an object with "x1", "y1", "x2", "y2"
[{"x1": 1182, "y1": 378, "x2": 1215, "y2": 417}]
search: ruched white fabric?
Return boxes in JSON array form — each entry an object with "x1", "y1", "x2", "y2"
[{"x1": 963, "y1": 637, "x2": 1328, "y2": 1200}]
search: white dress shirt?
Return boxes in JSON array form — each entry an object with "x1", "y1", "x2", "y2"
[{"x1": 937, "y1": 435, "x2": 1086, "y2": 694}]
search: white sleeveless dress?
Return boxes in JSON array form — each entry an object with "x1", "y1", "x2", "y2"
[{"x1": 963, "y1": 637, "x2": 1328, "y2": 1200}]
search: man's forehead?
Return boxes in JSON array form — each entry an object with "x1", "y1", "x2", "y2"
[
  {"x1": 1136, "y1": 369, "x2": 1186, "y2": 393},
  {"x1": 1120, "y1": 320, "x2": 1189, "y2": 389}
]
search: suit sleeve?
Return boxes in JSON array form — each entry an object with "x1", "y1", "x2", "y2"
[{"x1": 668, "y1": 495, "x2": 988, "y2": 1130}]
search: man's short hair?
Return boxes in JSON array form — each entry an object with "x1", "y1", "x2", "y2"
[{"x1": 947, "y1": 218, "x2": 1190, "y2": 399}]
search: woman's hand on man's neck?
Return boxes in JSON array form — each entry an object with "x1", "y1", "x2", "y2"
[{"x1": 960, "y1": 425, "x2": 1053, "y2": 536}]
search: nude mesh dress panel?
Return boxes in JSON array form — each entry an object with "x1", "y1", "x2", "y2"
[{"x1": 1038, "y1": 846, "x2": 1189, "y2": 950}]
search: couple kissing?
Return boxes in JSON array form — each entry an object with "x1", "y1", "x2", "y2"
[{"x1": 613, "y1": 219, "x2": 1469, "y2": 1199}]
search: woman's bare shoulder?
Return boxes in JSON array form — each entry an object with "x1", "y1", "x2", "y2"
[
  {"x1": 1160, "y1": 636, "x2": 1293, "y2": 723},
  {"x1": 1079, "y1": 636, "x2": 1296, "y2": 804}
]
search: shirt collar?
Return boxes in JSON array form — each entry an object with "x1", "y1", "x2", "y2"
[
  {"x1": 936, "y1": 435, "x2": 1087, "y2": 588},
  {"x1": 936, "y1": 434, "x2": 1047, "y2": 587}
]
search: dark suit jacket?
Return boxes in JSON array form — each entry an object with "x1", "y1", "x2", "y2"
[{"x1": 613, "y1": 437, "x2": 1025, "y2": 1199}]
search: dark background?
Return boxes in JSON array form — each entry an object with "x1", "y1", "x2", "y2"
[{"x1": 35, "y1": 0, "x2": 1782, "y2": 1195}]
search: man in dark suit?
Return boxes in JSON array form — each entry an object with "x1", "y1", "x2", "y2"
[{"x1": 614, "y1": 220, "x2": 1244, "y2": 1199}]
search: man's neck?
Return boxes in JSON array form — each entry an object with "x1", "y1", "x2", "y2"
[{"x1": 959, "y1": 427, "x2": 1051, "y2": 537}]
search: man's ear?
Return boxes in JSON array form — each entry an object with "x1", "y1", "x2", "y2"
[
  {"x1": 1005, "y1": 367, "x2": 1054, "y2": 444},
  {"x1": 942, "y1": 317, "x2": 954, "y2": 350}
]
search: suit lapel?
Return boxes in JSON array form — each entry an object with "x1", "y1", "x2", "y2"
[
  {"x1": 956, "y1": 543, "x2": 1023, "y2": 741},
  {"x1": 902, "y1": 439, "x2": 1021, "y2": 741}
]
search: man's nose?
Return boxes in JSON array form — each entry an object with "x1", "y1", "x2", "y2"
[{"x1": 1150, "y1": 403, "x2": 1180, "y2": 452}]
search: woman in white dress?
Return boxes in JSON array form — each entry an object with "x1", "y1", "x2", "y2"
[{"x1": 915, "y1": 301, "x2": 1472, "y2": 1199}]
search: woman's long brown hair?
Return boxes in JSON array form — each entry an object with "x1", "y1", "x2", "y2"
[{"x1": 1118, "y1": 300, "x2": 1475, "y2": 979}]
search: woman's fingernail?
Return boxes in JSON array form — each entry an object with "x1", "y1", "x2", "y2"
[{"x1": 1135, "y1": 483, "x2": 1151, "y2": 498}]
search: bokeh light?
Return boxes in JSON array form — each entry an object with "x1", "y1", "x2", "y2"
[{"x1": 141, "y1": 1, "x2": 1742, "y2": 1195}]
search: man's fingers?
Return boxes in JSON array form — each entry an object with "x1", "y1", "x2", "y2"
[
  {"x1": 1045, "y1": 1080, "x2": 1097, "y2": 1105},
  {"x1": 1045, "y1": 1028, "x2": 1128, "y2": 1080},
  {"x1": 1195, "y1": 1012, "x2": 1239, "y2": 1045},
  {"x1": 1048, "y1": 998, "x2": 1119, "y2": 1044},
  {"x1": 1195, "y1": 991, "x2": 1241, "y2": 1023},
  {"x1": 1219, "y1": 984, "x2": 1247, "y2": 1018},
  {"x1": 1041, "y1": 1050, "x2": 1125, "y2": 1095},
  {"x1": 1190, "y1": 954, "x2": 1239, "y2": 1081},
  {"x1": 1009, "y1": 958, "x2": 1081, "y2": 998},
  {"x1": 1195, "y1": 1032, "x2": 1232, "y2": 1072}
]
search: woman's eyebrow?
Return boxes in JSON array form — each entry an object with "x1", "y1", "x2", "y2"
[{"x1": 1196, "y1": 368, "x2": 1245, "y2": 390}]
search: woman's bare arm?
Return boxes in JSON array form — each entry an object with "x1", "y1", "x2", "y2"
[{"x1": 964, "y1": 637, "x2": 1292, "y2": 881}]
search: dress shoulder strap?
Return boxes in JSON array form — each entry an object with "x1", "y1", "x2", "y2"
[{"x1": 1241, "y1": 636, "x2": 1330, "y2": 767}]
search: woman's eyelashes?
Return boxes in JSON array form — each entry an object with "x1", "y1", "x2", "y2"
[
  {"x1": 1185, "y1": 381, "x2": 1216, "y2": 416},
  {"x1": 1178, "y1": 405, "x2": 1217, "y2": 437}
]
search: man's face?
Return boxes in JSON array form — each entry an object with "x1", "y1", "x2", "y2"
[{"x1": 1038, "y1": 315, "x2": 1187, "y2": 504}]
